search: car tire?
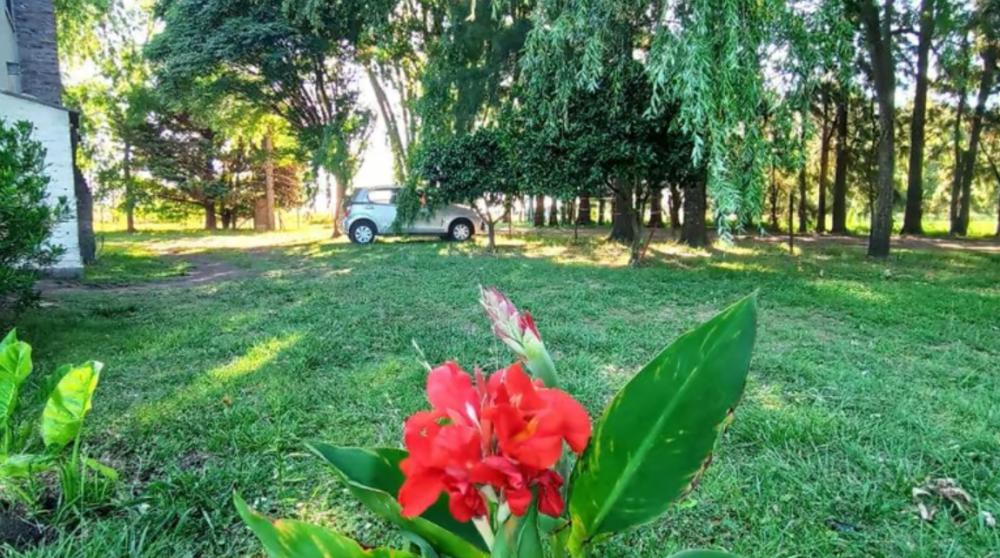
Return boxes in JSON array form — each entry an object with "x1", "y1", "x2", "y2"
[
  {"x1": 349, "y1": 220, "x2": 377, "y2": 245},
  {"x1": 448, "y1": 219, "x2": 474, "y2": 242}
]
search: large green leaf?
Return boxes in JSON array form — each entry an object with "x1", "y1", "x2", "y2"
[
  {"x1": 234, "y1": 493, "x2": 417, "y2": 558},
  {"x1": 0, "y1": 330, "x2": 33, "y2": 425},
  {"x1": 567, "y1": 295, "x2": 757, "y2": 548},
  {"x1": 41, "y1": 362, "x2": 103, "y2": 449},
  {"x1": 308, "y1": 443, "x2": 488, "y2": 558},
  {"x1": 0, "y1": 453, "x2": 55, "y2": 478}
]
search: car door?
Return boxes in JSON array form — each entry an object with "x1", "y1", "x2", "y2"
[
  {"x1": 363, "y1": 189, "x2": 398, "y2": 233},
  {"x1": 401, "y1": 191, "x2": 445, "y2": 234}
]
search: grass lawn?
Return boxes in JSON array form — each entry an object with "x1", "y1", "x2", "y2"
[{"x1": 8, "y1": 227, "x2": 999, "y2": 557}]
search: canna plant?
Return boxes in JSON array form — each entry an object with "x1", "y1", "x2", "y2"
[
  {"x1": 237, "y1": 289, "x2": 757, "y2": 557},
  {"x1": 0, "y1": 329, "x2": 117, "y2": 510}
]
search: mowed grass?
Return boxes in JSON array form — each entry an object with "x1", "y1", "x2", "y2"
[{"x1": 9, "y1": 226, "x2": 1000, "y2": 557}]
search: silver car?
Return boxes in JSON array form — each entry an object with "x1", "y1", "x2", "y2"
[{"x1": 342, "y1": 186, "x2": 484, "y2": 245}]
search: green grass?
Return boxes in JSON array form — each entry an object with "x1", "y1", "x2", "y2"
[{"x1": 7, "y1": 227, "x2": 1000, "y2": 557}]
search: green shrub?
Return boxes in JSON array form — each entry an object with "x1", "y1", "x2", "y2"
[
  {"x1": 0, "y1": 119, "x2": 70, "y2": 311},
  {"x1": 0, "y1": 329, "x2": 116, "y2": 514}
]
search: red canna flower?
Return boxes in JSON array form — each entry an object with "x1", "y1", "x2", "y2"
[
  {"x1": 398, "y1": 360, "x2": 591, "y2": 522},
  {"x1": 486, "y1": 363, "x2": 591, "y2": 470}
]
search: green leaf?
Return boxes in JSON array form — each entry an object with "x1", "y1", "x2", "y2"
[
  {"x1": 308, "y1": 443, "x2": 488, "y2": 558},
  {"x1": 568, "y1": 295, "x2": 757, "y2": 548},
  {"x1": 83, "y1": 456, "x2": 119, "y2": 480},
  {"x1": 41, "y1": 362, "x2": 103, "y2": 449},
  {"x1": 0, "y1": 333, "x2": 33, "y2": 425},
  {"x1": 490, "y1": 501, "x2": 543, "y2": 558},
  {"x1": 0, "y1": 453, "x2": 55, "y2": 477},
  {"x1": 234, "y1": 493, "x2": 417, "y2": 558},
  {"x1": 666, "y1": 551, "x2": 740, "y2": 558}
]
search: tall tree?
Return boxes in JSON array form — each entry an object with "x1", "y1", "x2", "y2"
[
  {"x1": 147, "y1": 0, "x2": 386, "y2": 236},
  {"x1": 858, "y1": 0, "x2": 897, "y2": 257},
  {"x1": 901, "y1": 0, "x2": 938, "y2": 234},
  {"x1": 953, "y1": 2, "x2": 998, "y2": 235}
]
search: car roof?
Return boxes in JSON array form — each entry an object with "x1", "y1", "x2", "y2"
[{"x1": 358, "y1": 185, "x2": 401, "y2": 191}]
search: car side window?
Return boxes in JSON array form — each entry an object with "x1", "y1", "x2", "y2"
[{"x1": 366, "y1": 190, "x2": 395, "y2": 204}]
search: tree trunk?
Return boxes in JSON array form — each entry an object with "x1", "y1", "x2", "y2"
[
  {"x1": 609, "y1": 186, "x2": 636, "y2": 243},
  {"x1": 124, "y1": 141, "x2": 136, "y2": 234},
  {"x1": 264, "y1": 131, "x2": 276, "y2": 231},
  {"x1": 818, "y1": 92, "x2": 832, "y2": 233},
  {"x1": 487, "y1": 222, "x2": 496, "y2": 251},
  {"x1": 901, "y1": 0, "x2": 935, "y2": 235},
  {"x1": 949, "y1": 38, "x2": 970, "y2": 234},
  {"x1": 797, "y1": 162, "x2": 808, "y2": 233},
  {"x1": 548, "y1": 198, "x2": 558, "y2": 226},
  {"x1": 860, "y1": 0, "x2": 896, "y2": 258},
  {"x1": 70, "y1": 113, "x2": 96, "y2": 264},
  {"x1": 769, "y1": 165, "x2": 779, "y2": 231},
  {"x1": 577, "y1": 194, "x2": 592, "y2": 224},
  {"x1": 832, "y1": 93, "x2": 849, "y2": 233},
  {"x1": 332, "y1": 174, "x2": 345, "y2": 237},
  {"x1": 668, "y1": 184, "x2": 681, "y2": 230},
  {"x1": 648, "y1": 187, "x2": 663, "y2": 228},
  {"x1": 598, "y1": 198, "x2": 606, "y2": 225},
  {"x1": 954, "y1": 44, "x2": 997, "y2": 236},
  {"x1": 534, "y1": 195, "x2": 545, "y2": 227},
  {"x1": 204, "y1": 202, "x2": 217, "y2": 230},
  {"x1": 680, "y1": 179, "x2": 707, "y2": 248}
]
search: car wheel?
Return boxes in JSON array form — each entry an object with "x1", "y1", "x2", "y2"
[
  {"x1": 349, "y1": 221, "x2": 377, "y2": 244},
  {"x1": 448, "y1": 219, "x2": 473, "y2": 242}
]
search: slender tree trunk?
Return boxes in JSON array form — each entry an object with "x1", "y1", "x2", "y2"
[
  {"x1": 598, "y1": 198, "x2": 606, "y2": 225},
  {"x1": 832, "y1": 93, "x2": 850, "y2": 233},
  {"x1": 332, "y1": 174, "x2": 345, "y2": 237},
  {"x1": 955, "y1": 44, "x2": 997, "y2": 236},
  {"x1": 534, "y1": 195, "x2": 545, "y2": 227},
  {"x1": 204, "y1": 202, "x2": 217, "y2": 231},
  {"x1": 609, "y1": 185, "x2": 636, "y2": 243},
  {"x1": 769, "y1": 165, "x2": 779, "y2": 231},
  {"x1": 124, "y1": 142, "x2": 136, "y2": 234},
  {"x1": 680, "y1": 179, "x2": 707, "y2": 248},
  {"x1": 577, "y1": 194, "x2": 592, "y2": 224},
  {"x1": 797, "y1": 162, "x2": 808, "y2": 233},
  {"x1": 648, "y1": 187, "x2": 664, "y2": 228},
  {"x1": 264, "y1": 131, "x2": 276, "y2": 231},
  {"x1": 901, "y1": 0, "x2": 935, "y2": 235},
  {"x1": 70, "y1": 113, "x2": 96, "y2": 264},
  {"x1": 487, "y1": 222, "x2": 496, "y2": 251},
  {"x1": 818, "y1": 92, "x2": 832, "y2": 233},
  {"x1": 548, "y1": 198, "x2": 558, "y2": 226},
  {"x1": 668, "y1": 184, "x2": 681, "y2": 230},
  {"x1": 949, "y1": 38, "x2": 970, "y2": 234},
  {"x1": 860, "y1": 0, "x2": 896, "y2": 258}
]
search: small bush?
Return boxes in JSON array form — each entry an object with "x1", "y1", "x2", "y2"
[{"x1": 0, "y1": 119, "x2": 70, "y2": 310}]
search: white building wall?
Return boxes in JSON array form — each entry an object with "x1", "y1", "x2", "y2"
[{"x1": 1, "y1": 92, "x2": 81, "y2": 273}]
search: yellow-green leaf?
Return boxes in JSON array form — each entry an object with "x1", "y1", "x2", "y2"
[
  {"x1": 0, "y1": 453, "x2": 54, "y2": 478},
  {"x1": 234, "y1": 493, "x2": 417, "y2": 558},
  {"x1": 0, "y1": 331, "x2": 33, "y2": 425},
  {"x1": 568, "y1": 295, "x2": 757, "y2": 548},
  {"x1": 41, "y1": 362, "x2": 102, "y2": 449}
]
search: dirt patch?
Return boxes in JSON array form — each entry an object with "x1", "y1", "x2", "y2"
[
  {"x1": 37, "y1": 252, "x2": 256, "y2": 296},
  {"x1": 0, "y1": 509, "x2": 46, "y2": 550}
]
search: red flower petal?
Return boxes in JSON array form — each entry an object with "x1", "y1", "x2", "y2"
[
  {"x1": 427, "y1": 362, "x2": 478, "y2": 425},
  {"x1": 398, "y1": 465, "x2": 445, "y2": 518}
]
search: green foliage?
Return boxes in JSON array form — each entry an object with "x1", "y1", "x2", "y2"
[
  {"x1": 235, "y1": 493, "x2": 418, "y2": 558},
  {"x1": 41, "y1": 362, "x2": 102, "y2": 449},
  {"x1": 15, "y1": 229, "x2": 999, "y2": 555},
  {"x1": 0, "y1": 120, "x2": 70, "y2": 311},
  {"x1": 0, "y1": 331, "x2": 115, "y2": 512},
  {"x1": 238, "y1": 293, "x2": 756, "y2": 558},
  {"x1": 308, "y1": 443, "x2": 488, "y2": 556},
  {"x1": 567, "y1": 296, "x2": 757, "y2": 551}
]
